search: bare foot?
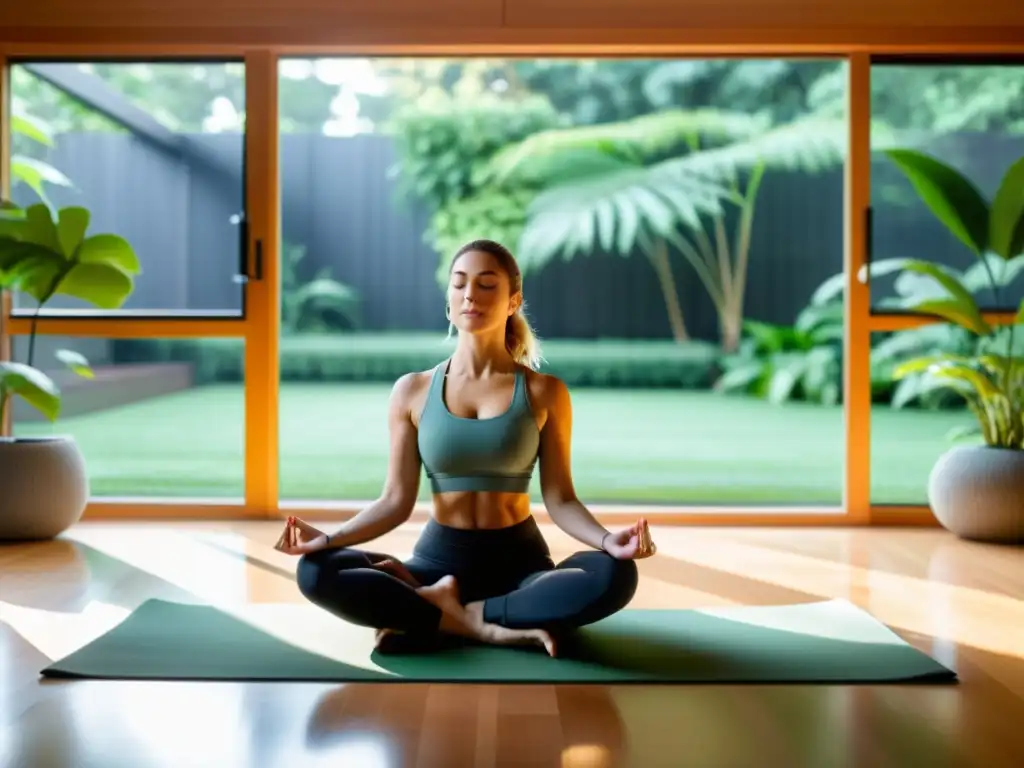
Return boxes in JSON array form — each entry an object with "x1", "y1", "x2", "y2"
[
  {"x1": 417, "y1": 576, "x2": 556, "y2": 657},
  {"x1": 415, "y1": 575, "x2": 462, "y2": 608}
]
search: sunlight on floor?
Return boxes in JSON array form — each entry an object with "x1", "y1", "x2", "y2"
[
  {"x1": 230, "y1": 603, "x2": 394, "y2": 675},
  {"x1": 562, "y1": 744, "x2": 613, "y2": 768},
  {"x1": 653, "y1": 532, "x2": 1024, "y2": 659},
  {"x1": 299, "y1": 735, "x2": 394, "y2": 768},
  {"x1": 67, "y1": 528, "x2": 255, "y2": 604},
  {"x1": 0, "y1": 599, "x2": 130, "y2": 661},
  {"x1": 87, "y1": 683, "x2": 252, "y2": 768},
  {"x1": 693, "y1": 599, "x2": 908, "y2": 646}
]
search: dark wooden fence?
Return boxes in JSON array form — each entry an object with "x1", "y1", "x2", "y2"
[{"x1": 16, "y1": 131, "x2": 1024, "y2": 344}]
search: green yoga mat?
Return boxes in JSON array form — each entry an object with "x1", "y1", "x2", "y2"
[{"x1": 41, "y1": 598, "x2": 955, "y2": 684}]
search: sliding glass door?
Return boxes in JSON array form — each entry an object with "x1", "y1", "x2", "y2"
[
  {"x1": 1, "y1": 52, "x2": 278, "y2": 514},
  {"x1": 3, "y1": 46, "x2": 1016, "y2": 523}
]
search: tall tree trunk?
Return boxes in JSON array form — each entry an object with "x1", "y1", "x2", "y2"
[
  {"x1": 719, "y1": 313, "x2": 742, "y2": 353},
  {"x1": 726, "y1": 169, "x2": 763, "y2": 355},
  {"x1": 647, "y1": 239, "x2": 689, "y2": 342}
]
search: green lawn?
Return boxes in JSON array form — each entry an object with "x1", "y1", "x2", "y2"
[{"x1": 16, "y1": 383, "x2": 969, "y2": 505}]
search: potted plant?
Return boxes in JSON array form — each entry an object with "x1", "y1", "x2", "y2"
[
  {"x1": 868, "y1": 149, "x2": 1024, "y2": 542},
  {"x1": 0, "y1": 201, "x2": 140, "y2": 541}
]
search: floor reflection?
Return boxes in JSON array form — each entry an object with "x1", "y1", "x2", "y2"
[{"x1": 3, "y1": 524, "x2": 1023, "y2": 767}]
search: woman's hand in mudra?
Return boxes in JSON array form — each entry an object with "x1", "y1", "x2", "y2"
[
  {"x1": 602, "y1": 517, "x2": 657, "y2": 560},
  {"x1": 274, "y1": 516, "x2": 328, "y2": 556}
]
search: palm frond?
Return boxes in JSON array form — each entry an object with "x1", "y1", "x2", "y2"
[
  {"x1": 487, "y1": 147, "x2": 643, "y2": 189},
  {"x1": 961, "y1": 253, "x2": 1024, "y2": 294},
  {"x1": 508, "y1": 109, "x2": 919, "y2": 297},
  {"x1": 490, "y1": 108, "x2": 770, "y2": 185},
  {"x1": 518, "y1": 168, "x2": 728, "y2": 270},
  {"x1": 646, "y1": 115, "x2": 848, "y2": 186}
]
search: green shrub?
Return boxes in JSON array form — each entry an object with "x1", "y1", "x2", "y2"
[
  {"x1": 868, "y1": 325, "x2": 974, "y2": 408},
  {"x1": 112, "y1": 333, "x2": 719, "y2": 390},
  {"x1": 715, "y1": 272, "x2": 845, "y2": 405},
  {"x1": 389, "y1": 94, "x2": 562, "y2": 281}
]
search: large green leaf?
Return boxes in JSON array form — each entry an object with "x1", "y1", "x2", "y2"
[
  {"x1": 11, "y1": 110, "x2": 54, "y2": 147},
  {"x1": 10, "y1": 157, "x2": 72, "y2": 206},
  {"x1": 55, "y1": 349, "x2": 94, "y2": 380},
  {"x1": 802, "y1": 346, "x2": 840, "y2": 405},
  {"x1": 926, "y1": 360, "x2": 1001, "y2": 399},
  {"x1": 863, "y1": 257, "x2": 988, "y2": 334},
  {"x1": 884, "y1": 148, "x2": 990, "y2": 256},
  {"x1": 0, "y1": 204, "x2": 140, "y2": 308},
  {"x1": 908, "y1": 298, "x2": 992, "y2": 336},
  {"x1": 743, "y1": 320, "x2": 794, "y2": 353},
  {"x1": 809, "y1": 272, "x2": 845, "y2": 305},
  {"x1": 57, "y1": 207, "x2": 91, "y2": 258},
  {"x1": 22, "y1": 203, "x2": 63, "y2": 252},
  {"x1": 54, "y1": 262, "x2": 135, "y2": 309},
  {"x1": 767, "y1": 355, "x2": 807, "y2": 404},
  {"x1": 716, "y1": 361, "x2": 765, "y2": 391},
  {"x1": 989, "y1": 155, "x2": 1024, "y2": 260},
  {"x1": 893, "y1": 269, "x2": 951, "y2": 302},
  {"x1": 77, "y1": 234, "x2": 142, "y2": 274},
  {"x1": 0, "y1": 239, "x2": 53, "y2": 276},
  {"x1": 795, "y1": 302, "x2": 844, "y2": 339},
  {"x1": 892, "y1": 354, "x2": 963, "y2": 379},
  {"x1": 0, "y1": 362, "x2": 61, "y2": 422},
  {"x1": 1, "y1": 250, "x2": 66, "y2": 301}
]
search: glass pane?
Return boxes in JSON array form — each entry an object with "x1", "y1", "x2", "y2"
[
  {"x1": 7, "y1": 61, "x2": 247, "y2": 316},
  {"x1": 277, "y1": 56, "x2": 848, "y2": 507},
  {"x1": 869, "y1": 62, "x2": 1024, "y2": 313},
  {"x1": 10, "y1": 335, "x2": 245, "y2": 499},
  {"x1": 869, "y1": 329, "x2": 978, "y2": 505}
]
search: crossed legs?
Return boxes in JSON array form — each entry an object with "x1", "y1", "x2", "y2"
[{"x1": 295, "y1": 546, "x2": 638, "y2": 651}]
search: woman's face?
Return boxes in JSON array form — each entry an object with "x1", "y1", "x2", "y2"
[{"x1": 447, "y1": 249, "x2": 520, "y2": 334}]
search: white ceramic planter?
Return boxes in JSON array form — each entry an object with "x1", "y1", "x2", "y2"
[
  {"x1": 928, "y1": 445, "x2": 1024, "y2": 544},
  {"x1": 0, "y1": 435, "x2": 90, "y2": 541}
]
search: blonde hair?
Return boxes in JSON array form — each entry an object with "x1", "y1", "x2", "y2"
[{"x1": 447, "y1": 239, "x2": 544, "y2": 370}]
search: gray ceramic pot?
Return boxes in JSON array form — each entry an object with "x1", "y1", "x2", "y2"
[
  {"x1": 0, "y1": 435, "x2": 89, "y2": 541},
  {"x1": 928, "y1": 445, "x2": 1024, "y2": 543}
]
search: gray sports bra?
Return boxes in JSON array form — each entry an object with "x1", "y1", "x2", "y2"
[{"x1": 417, "y1": 360, "x2": 540, "y2": 494}]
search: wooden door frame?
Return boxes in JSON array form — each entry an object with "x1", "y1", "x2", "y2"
[{"x1": 2, "y1": 40, "x2": 1021, "y2": 526}]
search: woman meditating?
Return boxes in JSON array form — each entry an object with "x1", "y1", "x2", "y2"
[{"x1": 276, "y1": 239, "x2": 656, "y2": 656}]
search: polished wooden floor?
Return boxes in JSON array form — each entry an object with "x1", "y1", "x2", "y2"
[{"x1": 2, "y1": 521, "x2": 1023, "y2": 768}]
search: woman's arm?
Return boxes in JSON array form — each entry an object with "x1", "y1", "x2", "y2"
[
  {"x1": 537, "y1": 375, "x2": 612, "y2": 551},
  {"x1": 319, "y1": 373, "x2": 423, "y2": 550}
]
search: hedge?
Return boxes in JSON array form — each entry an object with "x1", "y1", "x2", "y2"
[{"x1": 112, "y1": 333, "x2": 720, "y2": 390}]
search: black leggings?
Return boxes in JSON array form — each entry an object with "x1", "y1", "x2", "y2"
[{"x1": 296, "y1": 516, "x2": 639, "y2": 635}]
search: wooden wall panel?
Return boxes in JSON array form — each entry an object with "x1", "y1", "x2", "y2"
[
  {"x1": 1, "y1": 2, "x2": 1023, "y2": 60},
  {"x1": 0, "y1": 0, "x2": 504, "y2": 30},
  {"x1": 504, "y1": 0, "x2": 1024, "y2": 29}
]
